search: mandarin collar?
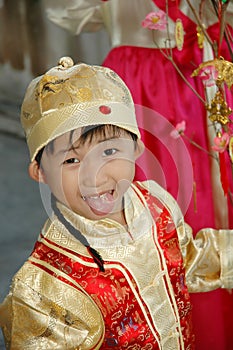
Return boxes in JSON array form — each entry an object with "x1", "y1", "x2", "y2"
[{"x1": 56, "y1": 184, "x2": 153, "y2": 248}]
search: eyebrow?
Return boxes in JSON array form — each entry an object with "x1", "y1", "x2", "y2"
[
  {"x1": 53, "y1": 148, "x2": 70, "y2": 157},
  {"x1": 97, "y1": 136, "x2": 120, "y2": 143},
  {"x1": 53, "y1": 144, "x2": 76, "y2": 157},
  {"x1": 54, "y1": 136, "x2": 121, "y2": 157}
]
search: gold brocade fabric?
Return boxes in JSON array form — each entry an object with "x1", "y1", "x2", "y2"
[
  {"x1": 0, "y1": 267, "x2": 104, "y2": 350},
  {"x1": 1, "y1": 181, "x2": 233, "y2": 349}
]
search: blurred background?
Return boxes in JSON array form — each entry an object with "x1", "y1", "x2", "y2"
[{"x1": 0, "y1": 1, "x2": 110, "y2": 347}]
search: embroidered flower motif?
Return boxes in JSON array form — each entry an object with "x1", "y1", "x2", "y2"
[
  {"x1": 199, "y1": 65, "x2": 218, "y2": 87},
  {"x1": 170, "y1": 121, "x2": 186, "y2": 139},
  {"x1": 212, "y1": 132, "x2": 230, "y2": 153},
  {"x1": 142, "y1": 11, "x2": 167, "y2": 31}
]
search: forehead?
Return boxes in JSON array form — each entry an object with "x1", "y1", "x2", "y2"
[{"x1": 48, "y1": 128, "x2": 82, "y2": 152}]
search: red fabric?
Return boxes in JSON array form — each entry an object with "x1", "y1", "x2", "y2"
[
  {"x1": 102, "y1": 8, "x2": 233, "y2": 349},
  {"x1": 219, "y1": 151, "x2": 230, "y2": 195}
]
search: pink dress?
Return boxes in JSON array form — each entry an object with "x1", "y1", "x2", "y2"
[{"x1": 46, "y1": 0, "x2": 233, "y2": 348}]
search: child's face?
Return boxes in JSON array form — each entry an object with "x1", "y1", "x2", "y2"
[{"x1": 31, "y1": 127, "x2": 143, "y2": 225}]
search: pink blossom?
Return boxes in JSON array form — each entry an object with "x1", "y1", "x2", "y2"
[
  {"x1": 212, "y1": 132, "x2": 230, "y2": 153},
  {"x1": 170, "y1": 121, "x2": 186, "y2": 139},
  {"x1": 199, "y1": 65, "x2": 218, "y2": 87},
  {"x1": 142, "y1": 11, "x2": 167, "y2": 30}
]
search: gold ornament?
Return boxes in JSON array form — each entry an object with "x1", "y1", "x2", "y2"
[
  {"x1": 207, "y1": 90, "x2": 232, "y2": 125},
  {"x1": 175, "y1": 19, "x2": 184, "y2": 51},
  {"x1": 196, "y1": 26, "x2": 205, "y2": 49},
  {"x1": 192, "y1": 57, "x2": 233, "y2": 88}
]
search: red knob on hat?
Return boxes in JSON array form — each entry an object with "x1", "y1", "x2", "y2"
[{"x1": 99, "y1": 105, "x2": 111, "y2": 114}]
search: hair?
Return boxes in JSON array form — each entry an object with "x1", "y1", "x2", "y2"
[{"x1": 35, "y1": 124, "x2": 138, "y2": 165}]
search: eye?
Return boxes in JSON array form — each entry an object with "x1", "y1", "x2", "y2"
[
  {"x1": 63, "y1": 158, "x2": 80, "y2": 164},
  {"x1": 103, "y1": 148, "x2": 117, "y2": 156}
]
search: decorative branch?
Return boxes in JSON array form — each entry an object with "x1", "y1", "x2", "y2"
[
  {"x1": 186, "y1": 0, "x2": 217, "y2": 55},
  {"x1": 151, "y1": 31, "x2": 206, "y2": 104}
]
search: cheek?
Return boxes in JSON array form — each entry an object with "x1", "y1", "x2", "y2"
[
  {"x1": 110, "y1": 160, "x2": 135, "y2": 189},
  {"x1": 117, "y1": 159, "x2": 135, "y2": 176},
  {"x1": 61, "y1": 168, "x2": 80, "y2": 195},
  {"x1": 44, "y1": 168, "x2": 68, "y2": 200}
]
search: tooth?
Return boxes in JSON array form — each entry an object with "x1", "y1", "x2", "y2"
[{"x1": 83, "y1": 191, "x2": 111, "y2": 200}]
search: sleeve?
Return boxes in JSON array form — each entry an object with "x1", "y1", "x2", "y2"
[
  {"x1": 141, "y1": 180, "x2": 233, "y2": 294},
  {"x1": 0, "y1": 269, "x2": 104, "y2": 349},
  {"x1": 45, "y1": 0, "x2": 105, "y2": 35},
  {"x1": 178, "y1": 223, "x2": 233, "y2": 293}
]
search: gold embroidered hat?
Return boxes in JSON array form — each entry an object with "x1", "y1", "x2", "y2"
[{"x1": 21, "y1": 57, "x2": 141, "y2": 161}]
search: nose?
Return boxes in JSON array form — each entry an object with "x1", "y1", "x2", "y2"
[{"x1": 79, "y1": 154, "x2": 108, "y2": 189}]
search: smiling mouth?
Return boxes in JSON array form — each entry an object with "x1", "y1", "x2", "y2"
[{"x1": 82, "y1": 190, "x2": 115, "y2": 215}]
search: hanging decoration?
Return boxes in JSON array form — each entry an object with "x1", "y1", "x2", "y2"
[{"x1": 175, "y1": 18, "x2": 184, "y2": 51}]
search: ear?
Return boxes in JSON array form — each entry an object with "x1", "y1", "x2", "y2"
[
  {"x1": 28, "y1": 160, "x2": 47, "y2": 183},
  {"x1": 134, "y1": 139, "x2": 145, "y2": 160}
]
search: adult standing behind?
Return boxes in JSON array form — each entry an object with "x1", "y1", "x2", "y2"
[{"x1": 45, "y1": 1, "x2": 233, "y2": 348}]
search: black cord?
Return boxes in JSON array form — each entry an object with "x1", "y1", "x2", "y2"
[{"x1": 51, "y1": 194, "x2": 105, "y2": 272}]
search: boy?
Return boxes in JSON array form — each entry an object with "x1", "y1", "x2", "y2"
[{"x1": 0, "y1": 57, "x2": 233, "y2": 349}]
